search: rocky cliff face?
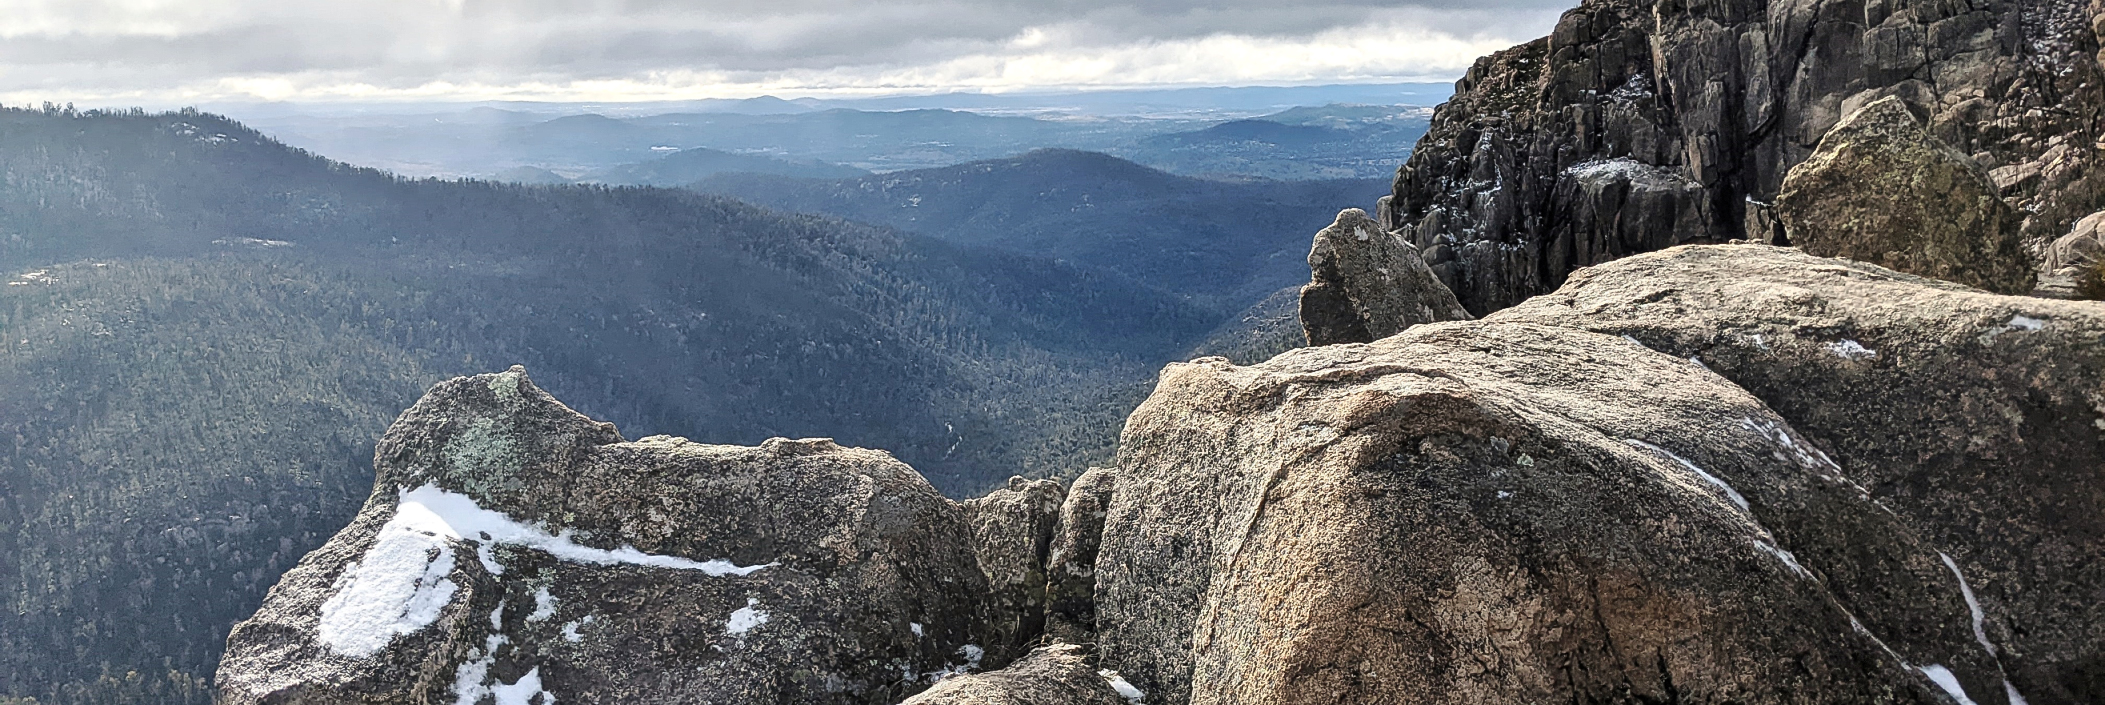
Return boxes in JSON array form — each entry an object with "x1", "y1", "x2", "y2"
[
  {"x1": 1494, "y1": 244, "x2": 2105, "y2": 703},
  {"x1": 217, "y1": 368, "x2": 1003, "y2": 704},
  {"x1": 1388, "y1": 0, "x2": 2105, "y2": 313}
]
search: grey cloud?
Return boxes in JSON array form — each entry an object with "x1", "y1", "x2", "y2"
[{"x1": 0, "y1": 0, "x2": 1576, "y2": 98}]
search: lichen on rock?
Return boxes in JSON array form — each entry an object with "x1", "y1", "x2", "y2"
[{"x1": 1776, "y1": 96, "x2": 2036, "y2": 294}]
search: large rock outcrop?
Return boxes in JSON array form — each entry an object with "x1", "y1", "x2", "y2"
[
  {"x1": 1388, "y1": 0, "x2": 2105, "y2": 314},
  {"x1": 1043, "y1": 467, "x2": 1116, "y2": 644},
  {"x1": 1298, "y1": 207, "x2": 1470, "y2": 345},
  {"x1": 1096, "y1": 321, "x2": 2012, "y2": 705},
  {"x1": 1776, "y1": 96, "x2": 2035, "y2": 293},
  {"x1": 898, "y1": 643, "x2": 1135, "y2": 705},
  {"x1": 217, "y1": 367, "x2": 999, "y2": 704},
  {"x1": 1494, "y1": 244, "x2": 2105, "y2": 703},
  {"x1": 960, "y1": 475, "x2": 1066, "y2": 661}
]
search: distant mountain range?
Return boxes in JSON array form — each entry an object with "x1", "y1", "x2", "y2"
[
  {"x1": 211, "y1": 82, "x2": 1453, "y2": 119},
  {"x1": 690, "y1": 148, "x2": 1388, "y2": 313},
  {"x1": 232, "y1": 85, "x2": 1446, "y2": 181},
  {"x1": 500, "y1": 147, "x2": 871, "y2": 186}
]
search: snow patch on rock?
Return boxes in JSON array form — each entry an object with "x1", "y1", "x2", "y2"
[
  {"x1": 1825, "y1": 339, "x2": 1878, "y2": 360},
  {"x1": 1918, "y1": 664, "x2": 1979, "y2": 705},
  {"x1": 725, "y1": 598, "x2": 768, "y2": 637},
  {"x1": 1099, "y1": 670, "x2": 1146, "y2": 703},
  {"x1": 316, "y1": 485, "x2": 773, "y2": 659},
  {"x1": 525, "y1": 587, "x2": 556, "y2": 622},
  {"x1": 316, "y1": 503, "x2": 461, "y2": 657}
]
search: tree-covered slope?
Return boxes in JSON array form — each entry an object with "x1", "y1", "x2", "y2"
[
  {"x1": 0, "y1": 106, "x2": 1216, "y2": 704},
  {"x1": 690, "y1": 149, "x2": 1387, "y2": 312},
  {"x1": 580, "y1": 146, "x2": 869, "y2": 186}
]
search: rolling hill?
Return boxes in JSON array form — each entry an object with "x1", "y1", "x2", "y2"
[{"x1": 690, "y1": 148, "x2": 1389, "y2": 313}]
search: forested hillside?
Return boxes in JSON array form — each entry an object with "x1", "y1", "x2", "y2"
[
  {"x1": 0, "y1": 106, "x2": 1215, "y2": 704},
  {"x1": 691, "y1": 149, "x2": 1387, "y2": 313}
]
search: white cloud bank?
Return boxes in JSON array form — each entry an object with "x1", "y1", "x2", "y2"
[{"x1": 0, "y1": 0, "x2": 1568, "y2": 105}]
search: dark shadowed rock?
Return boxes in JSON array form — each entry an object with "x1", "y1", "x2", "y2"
[
  {"x1": 1494, "y1": 244, "x2": 2105, "y2": 703},
  {"x1": 218, "y1": 367, "x2": 997, "y2": 704},
  {"x1": 898, "y1": 643, "x2": 1134, "y2": 705},
  {"x1": 1043, "y1": 468, "x2": 1116, "y2": 644},
  {"x1": 1298, "y1": 208, "x2": 1470, "y2": 345},
  {"x1": 961, "y1": 476, "x2": 1066, "y2": 661},
  {"x1": 1387, "y1": 0, "x2": 2105, "y2": 314},
  {"x1": 1776, "y1": 97, "x2": 2035, "y2": 293},
  {"x1": 1097, "y1": 322, "x2": 2003, "y2": 705}
]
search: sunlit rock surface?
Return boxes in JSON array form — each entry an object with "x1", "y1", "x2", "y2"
[{"x1": 217, "y1": 367, "x2": 998, "y2": 704}]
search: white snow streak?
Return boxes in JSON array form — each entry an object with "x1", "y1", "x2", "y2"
[
  {"x1": 1624, "y1": 439, "x2": 1749, "y2": 511},
  {"x1": 1939, "y1": 552, "x2": 1996, "y2": 656},
  {"x1": 1919, "y1": 665, "x2": 1979, "y2": 705},
  {"x1": 1753, "y1": 539, "x2": 1815, "y2": 580},
  {"x1": 395, "y1": 485, "x2": 776, "y2": 575}
]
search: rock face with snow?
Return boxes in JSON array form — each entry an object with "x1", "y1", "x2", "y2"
[
  {"x1": 1494, "y1": 244, "x2": 2105, "y2": 703},
  {"x1": 960, "y1": 475, "x2": 1066, "y2": 661},
  {"x1": 1042, "y1": 468, "x2": 1116, "y2": 644},
  {"x1": 897, "y1": 643, "x2": 1133, "y2": 705},
  {"x1": 1299, "y1": 208, "x2": 1471, "y2": 345},
  {"x1": 1096, "y1": 320, "x2": 2012, "y2": 705},
  {"x1": 1775, "y1": 96, "x2": 2035, "y2": 293},
  {"x1": 1386, "y1": 0, "x2": 2105, "y2": 314},
  {"x1": 216, "y1": 367, "x2": 997, "y2": 705}
]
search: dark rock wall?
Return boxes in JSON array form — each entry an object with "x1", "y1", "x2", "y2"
[{"x1": 1390, "y1": 0, "x2": 2105, "y2": 313}]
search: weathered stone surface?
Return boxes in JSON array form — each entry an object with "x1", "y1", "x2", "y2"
[
  {"x1": 1298, "y1": 207, "x2": 1470, "y2": 345},
  {"x1": 961, "y1": 475, "x2": 1066, "y2": 661},
  {"x1": 1494, "y1": 244, "x2": 2105, "y2": 704},
  {"x1": 1388, "y1": 0, "x2": 2105, "y2": 314},
  {"x1": 1042, "y1": 468, "x2": 1115, "y2": 644},
  {"x1": 218, "y1": 367, "x2": 997, "y2": 704},
  {"x1": 2046, "y1": 210, "x2": 2105, "y2": 273},
  {"x1": 2044, "y1": 209, "x2": 2105, "y2": 298},
  {"x1": 1097, "y1": 321, "x2": 2005, "y2": 705},
  {"x1": 1776, "y1": 97, "x2": 2035, "y2": 293},
  {"x1": 899, "y1": 643, "x2": 1132, "y2": 705}
]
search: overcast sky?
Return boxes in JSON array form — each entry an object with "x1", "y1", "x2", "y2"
[{"x1": 0, "y1": 0, "x2": 1572, "y2": 105}]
